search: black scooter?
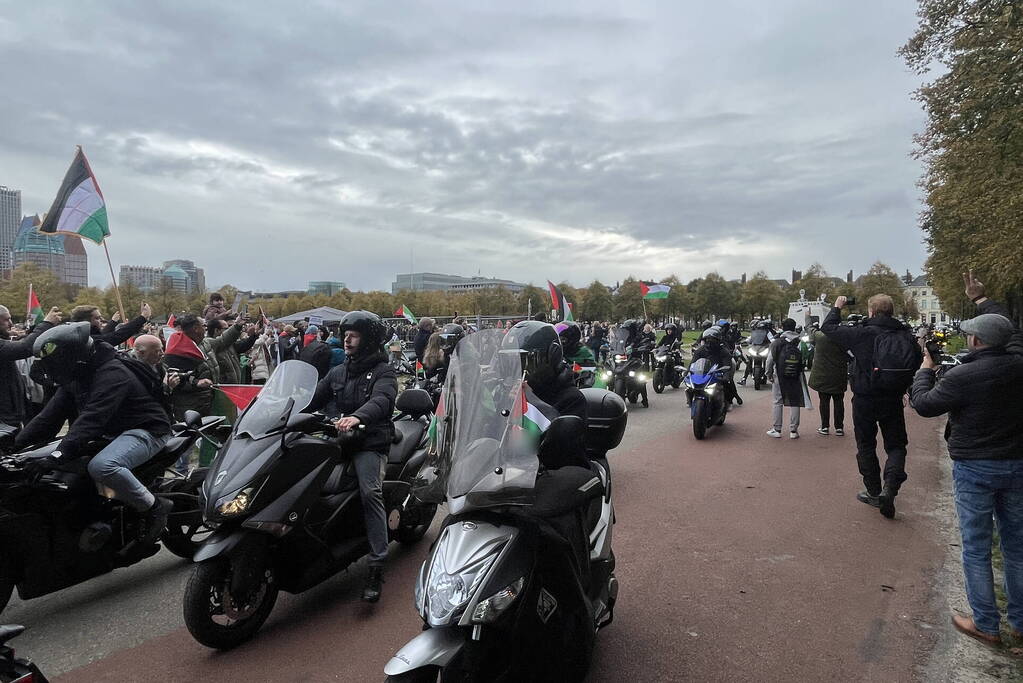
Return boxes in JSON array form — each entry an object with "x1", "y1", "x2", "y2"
[
  {"x1": 608, "y1": 339, "x2": 651, "y2": 407},
  {"x1": 183, "y1": 361, "x2": 438, "y2": 650},
  {"x1": 0, "y1": 624, "x2": 48, "y2": 683},
  {"x1": 0, "y1": 412, "x2": 223, "y2": 617}
]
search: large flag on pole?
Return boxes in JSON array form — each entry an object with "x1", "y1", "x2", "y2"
[
  {"x1": 641, "y1": 282, "x2": 670, "y2": 300},
  {"x1": 395, "y1": 305, "x2": 417, "y2": 324},
  {"x1": 27, "y1": 284, "x2": 43, "y2": 325},
  {"x1": 39, "y1": 147, "x2": 110, "y2": 244},
  {"x1": 546, "y1": 281, "x2": 574, "y2": 322}
]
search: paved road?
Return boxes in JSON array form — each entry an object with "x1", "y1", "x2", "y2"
[{"x1": 6, "y1": 380, "x2": 949, "y2": 682}]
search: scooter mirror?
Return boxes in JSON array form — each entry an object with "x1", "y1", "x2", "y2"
[
  {"x1": 286, "y1": 412, "x2": 321, "y2": 434},
  {"x1": 183, "y1": 410, "x2": 203, "y2": 430}
]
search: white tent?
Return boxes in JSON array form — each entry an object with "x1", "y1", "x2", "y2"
[{"x1": 274, "y1": 306, "x2": 349, "y2": 325}]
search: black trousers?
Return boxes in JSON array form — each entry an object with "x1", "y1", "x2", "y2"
[
  {"x1": 817, "y1": 391, "x2": 845, "y2": 429},
  {"x1": 851, "y1": 394, "x2": 908, "y2": 495}
]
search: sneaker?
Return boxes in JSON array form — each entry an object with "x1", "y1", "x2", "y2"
[
  {"x1": 138, "y1": 496, "x2": 172, "y2": 546},
  {"x1": 817, "y1": 427, "x2": 829, "y2": 435},
  {"x1": 878, "y1": 486, "x2": 896, "y2": 519},
  {"x1": 835, "y1": 428, "x2": 844, "y2": 436},
  {"x1": 856, "y1": 490, "x2": 881, "y2": 508},
  {"x1": 738, "y1": 378, "x2": 747, "y2": 386},
  {"x1": 362, "y1": 566, "x2": 384, "y2": 603},
  {"x1": 734, "y1": 395, "x2": 743, "y2": 406},
  {"x1": 789, "y1": 431, "x2": 799, "y2": 439},
  {"x1": 766, "y1": 429, "x2": 782, "y2": 438}
]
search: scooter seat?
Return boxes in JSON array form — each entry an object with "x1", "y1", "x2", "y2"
[
  {"x1": 530, "y1": 466, "x2": 604, "y2": 519},
  {"x1": 388, "y1": 420, "x2": 424, "y2": 465},
  {"x1": 159, "y1": 436, "x2": 194, "y2": 459},
  {"x1": 323, "y1": 464, "x2": 358, "y2": 495}
]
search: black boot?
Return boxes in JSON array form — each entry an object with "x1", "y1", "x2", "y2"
[
  {"x1": 362, "y1": 566, "x2": 384, "y2": 603},
  {"x1": 878, "y1": 485, "x2": 897, "y2": 519},
  {"x1": 856, "y1": 490, "x2": 880, "y2": 508},
  {"x1": 138, "y1": 496, "x2": 172, "y2": 546}
]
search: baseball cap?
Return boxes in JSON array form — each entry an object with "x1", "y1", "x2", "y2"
[{"x1": 960, "y1": 314, "x2": 1014, "y2": 347}]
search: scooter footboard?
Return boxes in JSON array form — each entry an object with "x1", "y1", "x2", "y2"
[{"x1": 384, "y1": 627, "x2": 464, "y2": 676}]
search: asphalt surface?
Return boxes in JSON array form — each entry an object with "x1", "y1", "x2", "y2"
[{"x1": 5, "y1": 379, "x2": 950, "y2": 682}]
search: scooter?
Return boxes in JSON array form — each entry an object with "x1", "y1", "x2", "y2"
[
  {"x1": 684, "y1": 358, "x2": 729, "y2": 440},
  {"x1": 0, "y1": 412, "x2": 223, "y2": 617},
  {"x1": 0, "y1": 624, "x2": 48, "y2": 683},
  {"x1": 651, "y1": 342, "x2": 685, "y2": 393},
  {"x1": 183, "y1": 360, "x2": 438, "y2": 650},
  {"x1": 384, "y1": 329, "x2": 628, "y2": 683}
]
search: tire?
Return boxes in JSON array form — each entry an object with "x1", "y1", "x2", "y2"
[
  {"x1": 159, "y1": 478, "x2": 214, "y2": 559},
  {"x1": 693, "y1": 400, "x2": 707, "y2": 440},
  {"x1": 627, "y1": 392, "x2": 638, "y2": 404},
  {"x1": 652, "y1": 369, "x2": 665, "y2": 394},
  {"x1": 716, "y1": 402, "x2": 727, "y2": 426},
  {"x1": 613, "y1": 378, "x2": 627, "y2": 398},
  {"x1": 671, "y1": 374, "x2": 682, "y2": 389},
  {"x1": 385, "y1": 667, "x2": 440, "y2": 683},
  {"x1": 398, "y1": 503, "x2": 438, "y2": 545},
  {"x1": 754, "y1": 372, "x2": 762, "y2": 391},
  {"x1": 0, "y1": 553, "x2": 15, "y2": 616},
  {"x1": 183, "y1": 559, "x2": 279, "y2": 650}
]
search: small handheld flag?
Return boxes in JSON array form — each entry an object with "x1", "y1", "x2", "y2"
[
  {"x1": 395, "y1": 305, "x2": 417, "y2": 324},
  {"x1": 546, "y1": 281, "x2": 574, "y2": 322},
  {"x1": 27, "y1": 284, "x2": 44, "y2": 325}
]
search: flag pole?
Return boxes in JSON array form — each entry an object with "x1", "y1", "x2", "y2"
[
  {"x1": 102, "y1": 240, "x2": 127, "y2": 322},
  {"x1": 642, "y1": 297, "x2": 648, "y2": 321},
  {"x1": 26, "y1": 283, "x2": 32, "y2": 322}
]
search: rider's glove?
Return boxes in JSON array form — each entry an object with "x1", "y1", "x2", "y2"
[{"x1": 22, "y1": 451, "x2": 62, "y2": 483}]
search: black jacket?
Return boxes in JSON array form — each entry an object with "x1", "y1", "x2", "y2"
[
  {"x1": 821, "y1": 307, "x2": 921, "y2": 396},
  {"x1": 298, "y1": 339, "x2": 332, "y2": 379},
  {"x1": 98, "y1": 316, "x2": 147, "y2": 347},
  {"x1": 15, "y1": 342, "x2": 172, "y2": 457},
  {"x1": 692, "y1": 342, "x2": 731, "y2": 369},
  {"x1": 413, "y1": 328, "x2": 432, "y2": 361},
  {"x1": 307, "y1": 351, "x2": 398, "y2": 454},
  {"x1": 977, "y1": 300, "x2": 1023, "y2": 356},
  {"x1": 911, "y1": 347, "x2": 1023, "y2": 461},
  {"x1": 531, "y1": 366, "x2": 587, "y2": 423},
  {"x1": 0, "y1": 322, "x2": 55, "y2": 426}
]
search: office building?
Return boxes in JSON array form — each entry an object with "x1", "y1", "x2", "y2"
[
  {"x1": 308, "y1": 281, "x2": 346, "y2": 296},
  {"x1": 120, "y1": 259, "x2": 205, "y2": 294},
  {"x1": 392, "y1": 272, "x2": 527, "y2": 294},
  {"x1": 164, "y1": 259, "x2": 205, "y2": 294},
  {"x1": 120, "y1": 265, "x2": 163, "y2": 292},
  {"x1": 0, "y1": 186, "x2": 22, "y2": 274},
  {"x1": 62, "y1": 231, "x2": 88, "y2": 286},
  {"x1": 11, "y1": 215, "x2": 89, "y2": 286}
]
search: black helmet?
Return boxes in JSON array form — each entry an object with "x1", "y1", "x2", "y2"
[
  {"x1": 554, "y1": 321, "x2": 581, "y2": 351},
  {"x1": 701, "y1": 326, "x2": 722, "y2": 344},
  {"x1": 621, "y1": 319, "x2": 641, "y2": 337},
  {"x1": 664, "y1": 323, "x2": 678, "y2": 335},
  {"x1": 34, "y1": 321, "x2": 94, "y2": 385},
  {"x1": 438, "y1": 323, "x2": 465, "y2": 353},
  {"x1": 501, "y1": 320, "x2": 563, "y2": 386},
  {"x1": 339, "y1": 310, "x2": 387, "y2": 353}
]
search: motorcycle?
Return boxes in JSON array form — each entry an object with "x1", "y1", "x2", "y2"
[
  {"x1": 183, "y1": 360, "x2": 439, "y2": 650},
  {"x1": 651, "y1": 342, "x2": 685, "y2": 394},
  {"x1": 0, "y1": 412, "x2": 224, "y2": 617},
  {"x1": 745, "y1": 340, "x2": 771, "y2": 390},
  {"x1": 799, "y1": 329, "x2": 815, "y2": 371},
  {"x1": 0, "y1": 624, "x2": 48, "y2": 683},
  {"x1": 684, "y1": 358, "x2": 729, "y2": 440},
  {"x1": 384, "y1": 329, "x2": 627, "y2": 683},
  {"x1": 607, "y1": 328, "x2": 650, "y2": 407}
]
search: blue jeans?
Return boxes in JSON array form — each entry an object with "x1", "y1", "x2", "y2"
[
  {"x1": 87, "y1": 429, "x2": 169, "y2": 512},
  {"x1": 353, "y1": 450, "x2": 389, "y2": 566},
  {"x1": 952, "y1": 459, "x2": 1023, "y2": 635}
]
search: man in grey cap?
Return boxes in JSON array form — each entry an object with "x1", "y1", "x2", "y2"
[{"x1": 910, "y1": 272, "x2": 1023, "y2": 647}]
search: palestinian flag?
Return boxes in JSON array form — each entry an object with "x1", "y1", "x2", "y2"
[
  {"x1": 395, "y1": 305, "x2": 417, "y2": 324},
  {"x1": 27, "y1": 285, "x2": 44, "y2": 325},
  {"x1": 641, "y1": 282, "x2": 670, "y2": 300},
  {"x1": 546, "y1": 280, "x2": 574, "y2": 322},
  {"x1": 521, "y1": 383, "x2": 556, "y2": 437},
  {"x1": 217, "y1": 384, "x2": 263, "y2": 412},
  {"x1": 39, "y1": 146, "x2": 110, "y2": 244}
]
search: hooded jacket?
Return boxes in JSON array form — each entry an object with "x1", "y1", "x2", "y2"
[
  {"x1": 15, "y1": 342, "x2": 171, "y2": 457},
  {"x1": 766, "y1": 331, "x2": 812, "y2": 408},
  {"x1": 0, "y1": 321, "x2": 55, "y2": 426},
  {"x1": 307, "y1": 351, "x2": 398, "y2": 454}
]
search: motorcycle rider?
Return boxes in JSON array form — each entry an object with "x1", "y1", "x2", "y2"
[
  {"x1": 555, "y1": 321, "x2": 596, "y2": 366},
  {"x1": 14, "y1": 322, "x2": 174, "y2": 546},
  {"x1": 740, "y1": 320, "x2": 776, "y2": 385},
  {"x1": 692, "y1": 327, "x2": 743, "y2": 405},
  {"x1": 501, "y1": 321, "x2": 587, "y2": 468},
  {"x1": 71, "y1": 302, "x2": 152, "y2": 347},
  {"x1": 660, "y1": 323, "x2": 682, "y2": 350},
  {"x1": 306, "y1": 311, "x2": 397, "y2": 603}
]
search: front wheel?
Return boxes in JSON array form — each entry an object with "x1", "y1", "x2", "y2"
[
  {"x1": 693, "y1": 400, "x2": 707, "y2": 440},
  {"x1": 385, "y1": 667, "x2": 440, "y2": 683},
  {"x1": 652, "y1": 368, "x2": 665, "y2": 394},
  {"x1": 613, "y1": 378, "x2": 627, "y2": 398},
  {"x1": 183, "y1": 559, "x2": 279, "y2": 650}
]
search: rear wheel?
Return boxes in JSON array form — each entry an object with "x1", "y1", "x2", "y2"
[
  {"x1": 693, "y1": 401, "x2": 707, "y2": 440},
  {"x1": 652, "y1": 369, "x2": 665, "y2": 394},
  {"x1": 183, "y1": 559, "x2": 278, "y2": 650},
  {"x1": 397, "y1": 503, "x2": 438, "y2": 545},
  {"x1": 385, "y1": 667, "x2": 440, "y2": 683}
]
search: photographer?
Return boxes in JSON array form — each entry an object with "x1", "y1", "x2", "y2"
[
  {"x1": 822, "y1": 294, "x2": 922, "y2": 519},
  {"x1": 909, "y1": 274, "x2": 1023, "y2": 645}
]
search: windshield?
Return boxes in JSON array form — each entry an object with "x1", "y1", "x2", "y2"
[
  {"x1": 610, "y1": 326, "x2": 631, "y2": 354},
  {"x1": 428, "y1": 329, "x2": 539, "y2": 511},
  {"x1": 750, "y1": 329, "x2": 769, "y2": 345},
  {"x1": 234, "y1": 360, "x2": 319, "y2": 438}
]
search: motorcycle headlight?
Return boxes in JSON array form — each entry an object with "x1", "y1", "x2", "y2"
[
  {"x1": 655, "y1": 354, "x2": 667, "y2": 362},
  {"x1": 216, "y1": 487, "x2": 254, "y2": 517},
  {"x1": 428, "y1": 571, "x2": 469, "y2": 624},
  {"x1": 471, "y1": 577, "x2": 525, "y2": 624},
  {"x1": 759, "y1": 348, "x2": 770, "y2": 357},
  {"x1": 706, "y1": 384, "x2": 717, "y2": 394},
  {"x1": 602, "y1": 371, "x2": 612, "y2": 380},
  {"x1": 628, "y1": 371, "x2": 636, "y2": 377},
  {"x1": 638, "y1": 374, "x2": 648, "y2": 382}
]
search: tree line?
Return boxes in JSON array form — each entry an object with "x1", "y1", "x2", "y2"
[{"x1": 1, "y1": 260, "x2": 920, "y2": 324}]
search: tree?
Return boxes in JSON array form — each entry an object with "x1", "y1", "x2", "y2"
[
  {"x1": 694, "y1": 273, "x2": 731, "y2": 321},
  {"x1": 612, "y1": 278, "x2": 645, "y2": 320},
  {"x1": 581, "y1": 280, "x2": 613, "y2": 321},
  {"x1": 742, "y1": 272, "x2": 785, "y2": 320},
  {"x1": 901, "y1": 0, "x2": 1023, "y2": 321},
  {"x1": 517, "y1": 285, "x2": 549, "y2": 319},
  {"x1": 0, "y1": 264, "x2": 74, "y2": 321},
  {"x1": 856, "y1": 262, "x2": 913, "y2": 316}
]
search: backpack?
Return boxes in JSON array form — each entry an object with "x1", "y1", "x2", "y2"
[
  {"x1": 781, "y1": 337, "x2": 804, "y2": 378},
  {"x1": 870, "y1": 328, "x2": 918, "y2": 393}
]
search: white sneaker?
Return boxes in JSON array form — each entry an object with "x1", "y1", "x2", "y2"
[
  {"x1": 766, "y1": 429, "x2": 782, "y2": 438},
  {"x1": 817, "y1": 427, "x2": 829, "y2": 435},
  {"x1": 790, "y1": 431, "x2": 799, "y2": 439}
]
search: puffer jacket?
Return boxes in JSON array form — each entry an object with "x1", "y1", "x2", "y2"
[
  {"x1": 911, "y1": 347, "x2": 1023, "y2": 461},
  {"x1": 199, "y1": 322, "x2": 243, "y2": 384},
  {"x1": 808, "y1": 330, "x2": 848, "y2": 395},
  {"x1": 307, "y1": 351, "x2": 397, "y2": 454}
]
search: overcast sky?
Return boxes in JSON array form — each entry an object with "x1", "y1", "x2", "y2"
[{"x1": 1, "y1": 1, "x2": 928, "y2": 292}]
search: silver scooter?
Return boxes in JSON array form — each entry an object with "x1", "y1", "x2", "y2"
[{"x1": 384, "y1": 330, "x2": 628, "y2": 683}]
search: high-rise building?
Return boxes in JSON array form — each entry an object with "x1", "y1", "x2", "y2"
[
  {"x1": 120, "y1": 264, "x2": 162, "y2": 292},
  {"x1": 391, "y1": 272, "x2": 527, "y2": 294},
  {"x1": 163, "y1": 264, "x2": 190, "y2": 294},
  {"x1": 10, "y1": 215, "x2": 89, "y2": 286},
  {"x1": 62, "y1": 233, "x2": 88, "y2": 286},
  {"x1": 308, "y1": 281, "x2": 346, "y2": 296},
  {"x1": 163, "y1": 259, "x2": 205, "y2": 294},
  {"x1": 0, "y1": 186, "x2": 22, "y2": 274}
]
